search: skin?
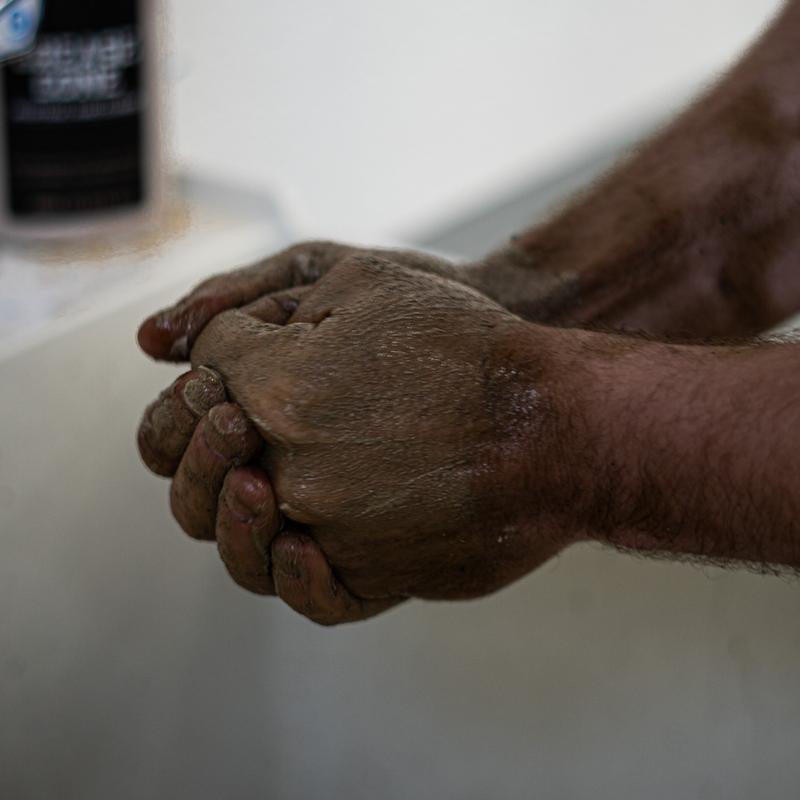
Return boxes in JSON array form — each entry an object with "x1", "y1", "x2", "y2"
[
  {"x1": 137, "y1": 1, "x2": 800, "y2": 624},
  {"x1": 141, "y1": 257, "x2": 800, "y2": 618},
  {"x1": 580, "y1": 336, "x2": 800, "y2": 570},
  {"x1": 188, "y1": 258, "x2": 577, "y2": 603},
  {"x1": 480, "y1": 0, "x2": 800, "y2": 337}
]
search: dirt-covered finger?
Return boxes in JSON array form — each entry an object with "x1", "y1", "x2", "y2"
[
  {"x1": 169, "y1": 404, "x2": 262, "y2": 540},
  {"x1": 216, "y1": 466, "x2": 281, "y2": 595},
  {"x1": 137, "y1": 368, "x2": 227, "y2": 477},
  {"x1": 271, "y1": 531, "x2": 405, "y2": 626}
]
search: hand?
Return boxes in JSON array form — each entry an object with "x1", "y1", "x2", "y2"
[
  {"x1": 137, "y1": 241, "x2": 473, "y2": 625},
  {"x1": 137, "y1": 244, "x2": 588, "y2": 623},
  {"x1": 185, "y1": 256, "x2": 587, "y2": 605},
  {"x1": 137, "y1": 364, "x2": 401, "y2": 623},
  {"x1": 137, "y1": 240, "x2": 470, "y2": 362}
]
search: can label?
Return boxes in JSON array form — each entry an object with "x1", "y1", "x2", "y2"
[
  {"x1": 0, "y1": 0, "x2": 45, "y2": 63},
  {"x1": 1, "y1": 1, "x2": 147, "y2": 219}
]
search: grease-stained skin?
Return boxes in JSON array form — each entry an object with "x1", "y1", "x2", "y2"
[
  {"x1": 138, "y1": 242, "x2": 467, "y2": 362},
  {"x1": 138, "y1": 1, "x2": 800, "y2": 625},
  {"x1": 139, "y1": 256, "x2": 800, "y2": 626},
  {"x1": 188, "y1": 258, "x2": 583, "y2": 603}
]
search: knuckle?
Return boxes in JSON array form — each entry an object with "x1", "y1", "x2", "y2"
[
  {"x1": 287, "y1": 240, "x2": 345, "y2": 284},
  {"x1": 252, "y1": 377, "x2": 317, "y2": 443},
  {"x1": 274, "y1": 487, "x2": 318, "y2": 525},
  {"x1": 190, "y1": 309, "x2": 251, "y2": 369},
  {"x1": 329, "y1": 253, "x2": 386, "y2": 284},
  {"x1": 269, "y1": 459, "x2": 326, "y2": 523},
  {"x1": 243, "y1": 294, "x2": 295, "y2": 324}
]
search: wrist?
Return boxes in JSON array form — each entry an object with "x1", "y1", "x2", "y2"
[
  {"x1": 491, "y1": 323, "x2": 733, "y2": 558},
  {"x1": 575, "y1": 335, "x2": 706, "y2": 550},
  {"x1": 478, "y1": 322, "x2": 798, "y2": 575},
  {"x1": 484, "y1": 321, "x2": 611, "y2": 560}
]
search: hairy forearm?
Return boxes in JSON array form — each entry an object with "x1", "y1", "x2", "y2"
[
  {"x1": 568, "y1": 332, "x2": 800, "y2": 569},
  {"x1": 472, "y1": 0, "x2": 800, "y2": 339}
]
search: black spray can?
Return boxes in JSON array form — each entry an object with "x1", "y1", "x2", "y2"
[{"x1": 0, "y1": 0, "x2": 161, "y2": 238}]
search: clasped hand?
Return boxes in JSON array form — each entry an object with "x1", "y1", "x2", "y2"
[{"x1": 138, "y1": 244, "x2": 580, "y2": 624}]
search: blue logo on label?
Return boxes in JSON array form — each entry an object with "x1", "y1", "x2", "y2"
[
  {"x1": 0, "y1": 0, "x2": 43, "y2": 60},
  {"x1": 9, "y1": 9, "x2": 32, "y2": 39}
]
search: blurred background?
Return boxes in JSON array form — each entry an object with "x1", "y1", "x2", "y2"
[
  {"x1": 172, "y1": 0, "x2": 783, "y2": 241},
  {"x1": 2, "y1": 1, "x2": 799, "y2": 798}
]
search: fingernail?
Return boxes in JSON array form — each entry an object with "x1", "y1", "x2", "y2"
[
  {"x1": 182, "y1": 373, "x2": 225, "y2": 417},
  {"x1": 208, "y1": 404, "x2": 248, "y2": 438}
]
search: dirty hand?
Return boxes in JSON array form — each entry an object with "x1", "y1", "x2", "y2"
[
  {"x1": 137, "y1": 241, "x2": 473, "y2": 362},
  {"x1": 172, "y1": 257, "x2": 588, "y2": 617},
  {"x1": 137, "y1": 241, "x2": 486, "y2": 625}
]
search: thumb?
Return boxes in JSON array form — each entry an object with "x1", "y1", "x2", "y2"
[
  {"x1": 137, "y1": 259, "x2": 291, "y2": 362},
  {"x1": 189, "y1": 309, "x2": 283, "y2": 388}
]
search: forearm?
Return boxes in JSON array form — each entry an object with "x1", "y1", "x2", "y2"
[
  {"x1": 569, "y1": 332, "x2": 800, "y2": 569},
  {"x1": 471, "y1": 0, "x2": 800, "y2": 338}
]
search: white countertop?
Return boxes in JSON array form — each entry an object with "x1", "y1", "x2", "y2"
[{"x1": 0, "y1": 175, "x2": 292, "y2": 358}]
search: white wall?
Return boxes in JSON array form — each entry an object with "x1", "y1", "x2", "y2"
[{"x1": 168, "y1": 0, "x2": 784, "y2": 241}]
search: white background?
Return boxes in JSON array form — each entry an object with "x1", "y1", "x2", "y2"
[{"x1": 169, "y1": 0, "x2": 783, "y2": 241}]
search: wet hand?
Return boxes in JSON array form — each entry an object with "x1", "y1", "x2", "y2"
[
  {"x1": 137, "y1": 240, "x2": 468, "y2": 362},
  {"x1": 137, "y1": 365, "x2": 399, "y2": 624},
  {"x1": 189, "y1": 257, "x2": 579, "y2": 604}
]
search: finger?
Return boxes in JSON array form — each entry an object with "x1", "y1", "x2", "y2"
[
  {"x1": 240, "y1": 286, "x2": 315, "y2": 324},
  {"x1": 271, "y1": 532, "x2": 405, "y2": 626},
  {"x1": 189, "y1": 309, "x2": 296, "y2": 397},
  {"x1": 286, "y1": 255, "x2": 392, "y2": 325},
  {"x1": 137, "y1": 242, "x2": 346, "y2": 362},
  {"x1": 216, "y1": 467, "x2": 281, "y2": 595},
  {"x1": 137, "y1": 368, "x2": 227, "y2": 477},
  {"x1": 170, "y1": 403, "x2": 262, "y2": 540}
]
